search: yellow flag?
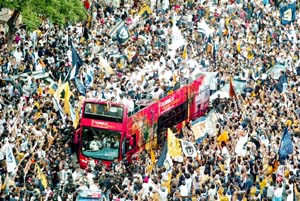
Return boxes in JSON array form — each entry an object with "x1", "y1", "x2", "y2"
[
  {"x1": 225, "y1": 14, "x2": 235, "y2": 27},
  {"x1": 64, "y1": 100, "x2": 71, "y2": 117},
  {"x1": 161, "y1": 173, "x2": 172, "y2": 193},
  {"x1": 63, "y1": 83, "x2": 72, "y2": 116},
  {"x1": 237, "y1": 40, "x2": 241, "y2": 53},
  {"x1": 37, "y1": 86, "x2": 43, "y2": 96},
  {"x1": 167, "y1": 128, "x2": 182, "y2": 158},
  {"x1": 150, "y1": 149, "x2": 156, "y2": 165},
  {"x1": 267, "y1": 35, "x2": 271, "y2": 45},
  {"x1": 217, "y1": 131, "x2": 229, "y2": 144},
  {"x1": 247, "y1": 48, "x2": 254, "y2": 60},
  {"x1": 138, "y1": 4, "x2": 152, "y2": 18},
  {"x1": 182, "y1": 44, "x2": 187, "y2": 59},
  {"x1": 36, "y1": 164, "x2": 47, "y2": 188},
  {"x1": 73, "y1": 96, "x2": 84, "y2": 129}
]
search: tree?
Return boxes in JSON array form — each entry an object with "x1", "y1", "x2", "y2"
[{"x1": 0, "y1": 0, "x2": 87, "y2": 48}]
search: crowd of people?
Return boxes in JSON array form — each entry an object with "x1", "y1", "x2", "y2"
[{"x1": 0, "y1": 0, "x2": 300, "y2": 200}]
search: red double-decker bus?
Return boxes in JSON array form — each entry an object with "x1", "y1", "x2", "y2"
[{"x1": 74, "y1": 74, "x2": 210, "y2": 168}]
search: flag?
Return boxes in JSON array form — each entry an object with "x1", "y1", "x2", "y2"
[
  {"x1": 237, "y1": 40, "x2": 241, "y2": 53},
  {"x1": 85, "y1": 67, "x2": 94, "y2": 88},
  {"x1": 5, "y1": 142, "x2": 16, "y2": 173},
  {"x1": 99, "y1": 56, "x2": 114, "y2": 75},
  {"x1": 217, "y1": 131, "x2": 229, "y2": 144},
  {"x1": 109, "y1": 21, "x2": 130, "y2": 45},
  {"x1": 280, "y1": 2, "x2": 296, "y2": 25},
  {"x1": 225, "y1": 14, "x2": 235, "y2": 28},
  {"x1": 65, "y1": 43, "x2": 83, "y2": 82},
  {"x1": 74, "y1": 78, "x2": 86, "y2": 96},
  {"x1": 197, "y1": 18, "x2": 212, "y2": 37},
  {"x1": 229, "y1": 79, "x2": 236, "y2": 99},
  {"x1": 182, "y1": 44, "x2": 187, "y2": 59},
  {"x1": 73, "y1": 96, "x2": 84, "y2": 129},
  {"x1": 181, "y1": 140, "x2": 197, "y2": 158},
  {"x1": 195, "y1": 133, "x2": 208, "y2": 145},
  {"x1": 275, "y1": 72, "x2": 288, "y2": 93},
  {"x1": 36, "y1": 164, "x2": 48, "y2": 189},
  {"x1": 167, "y1": 128, "x2": 182, "y2": 159},
  {"x1": 172, "y1": 24, "x2": 185, "y2": 50},
  {"x1": 138, "y1": 4, "x2": 152, "y2": 19},
  {"x1": 157, "y1": 142, "x2": 173, "y2": 173},
  {"x1": 279, "y1": 127, "x2": 293, "y2": 161},
  {"x1": 235, "y1": 134, "x2": 248, "y2": 156},
  {"x1": 48, "y1": 82, "x2": 58, "y2": 96},
  {"x1": 150, "y1": 149, "x2": 156, "y2": 165},
  {"x1": 247, "y1": 48, "x2": 254, "y2": 60},
  {"x1": 52, "y1": 97, "x2": 64, "y2": 118},
  {"x1": 84, "y1": 0, "x2": 90, "y2": 10},
  {"x1": 62, "y1": 82, "x2": 72, "y2": 116}
]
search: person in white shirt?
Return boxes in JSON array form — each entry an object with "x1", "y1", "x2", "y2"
[
  {"x1": 159, "y1": 186, "x2": 168, "y2": 201},
  {"x1": 274, "y1": 183, "x2": 283, "y2": 200},
  {"x1": 14, "y1": 48, "x2": 23, "y2": 64},
  {"x1": 179, "y1": 181, "x2": 188, "y2": 197},
  {"x1": 126, "y1": 95, "x2": 134, "y2": 113},
  {"x1": 76, "y1": 181, "x2": 89, "y2": 193},
  {"x1": 60, "y1": 165, "x2": 72, "y2": 184},
  {"x1": 72, "y1": 168, "x2": 83, "y2": 183},
  {"x1": 286, "y1": 190, "x2": 293, "y2": 201},
  {"x1": 208, "y1": 183, "x2": 217, "y2": 201},
  {"x1": 112, "y1": 89, "x2": 120, "y2": 103},
  {"x1": 185, "y1": 174, "x2": 193, "y2": 195}
]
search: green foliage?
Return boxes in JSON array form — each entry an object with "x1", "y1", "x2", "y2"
[{"x1": 1, "y1": 0, "x2": 87, "y2": 32}]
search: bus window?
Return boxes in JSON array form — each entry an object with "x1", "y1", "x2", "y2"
[
  {"x1": 81, "y1": 127, "x2": 120, "y2": 161},
  {"x1": 83, "y1": 103, "x2": 123, "y2": 123}
]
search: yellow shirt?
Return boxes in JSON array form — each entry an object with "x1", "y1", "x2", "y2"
[
  {"x1": 220, "y1": 196, "x2": 229, "y2": 201},
  {"x1": 259, "y1": 179, "x2": 267, "y2": 194},
  {"x1": 250, "y1": 186, "x2": 256, "y2": 197}
]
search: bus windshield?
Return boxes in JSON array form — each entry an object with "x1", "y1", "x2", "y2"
[
  {"x1": 83, "y1": 103, "x2": 123, "y2": 123},
  {"x1": 81, "y1": 127, "x2": 120, "y2": 161}
]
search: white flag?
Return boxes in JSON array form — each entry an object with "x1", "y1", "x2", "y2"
[
  {"x1": 198, "y1": 18, "x2": 213, "y2": 37},
  {"x1": 235, "y1": 134, "x2": 248, "y2": 156},
  {"x1": 5, "y1": 143, "x2": 16, "y2": 173},
  {"x1": 172, "y1": 24, "x2": 185, "y2": 50},
  {"x1": 181, "y1": 140, "x2": 197, "y2": 158}
]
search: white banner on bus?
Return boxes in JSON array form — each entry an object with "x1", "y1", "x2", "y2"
[{"x1": 181, "y1": 140, "x2": 197, "y2": 158}]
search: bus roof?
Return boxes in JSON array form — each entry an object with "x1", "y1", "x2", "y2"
[{"x1": 83, "y1": 73, "x2": 206, "y2": 115}]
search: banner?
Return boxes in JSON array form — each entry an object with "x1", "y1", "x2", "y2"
[
  {"x1": 192, "y1": 111, "x2": 217, "y2": 139},
  {"x1": 280, "y1": 2, "x2": 296, "y2": 25},
  {"x1": 181, "y1": 140, "x2": 197, "y2": 158},
  {"x1": 109, "y1": 21, "x2": 130, "y2": 45},
  {"x1": 167, "y1": 128, "x2": 183, "y2": 159}
]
